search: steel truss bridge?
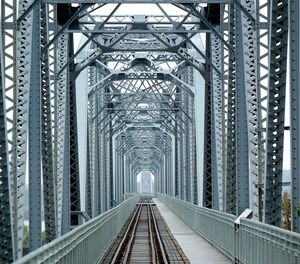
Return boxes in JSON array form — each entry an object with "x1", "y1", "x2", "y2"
[{"x1": 0, "y1": 0, "x2": 300, "y2": 263}]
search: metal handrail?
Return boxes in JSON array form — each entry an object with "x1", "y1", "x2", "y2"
[
  {"x1": 15, "y1": 195, "x2": 140, "y2": 264},
  {"x1": 157, "y1": 193, "x2": 300, "y2": 264}
]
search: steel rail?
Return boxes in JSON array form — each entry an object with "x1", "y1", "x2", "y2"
[
  {"x1": 110, "y1": 204, "x2": 142, "y2": 263},
  {"x1": 122, "y1": 204, "x2": 142, "y2": 263},
  {"x1": 150, "y1": 205, "x2": 169, "y2": 264},
  {"x1": 110, "y1": 198, "x2": 171, "y2": 263},
  {"x1": 148, "y1": 204, "x2": 157, "y2": 264}
]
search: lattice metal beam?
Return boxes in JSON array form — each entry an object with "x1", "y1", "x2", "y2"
[
  {"x1": 264, "y1": 0, "x2": 288, "y2": 227},
  {"x1": 203, "y1": 34, "x2": 213, "y2": 209},
  {"x1": 0, "y1": 32, "x2": 13, "y2": 263},
  {"x1": 289, "y1": 0, "x2": 300, "y2": 232}
]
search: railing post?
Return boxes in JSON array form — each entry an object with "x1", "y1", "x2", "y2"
[
  {"x1": 234, "y1": 222, "x2": 239, "y2": 264},
  {"x1": 234, "y1": 209, "x2": 253, "y2": 263}
]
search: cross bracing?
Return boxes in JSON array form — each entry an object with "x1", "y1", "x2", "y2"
[{"x1": 0, "y1": 0, "x2": 298, "y2": 262}]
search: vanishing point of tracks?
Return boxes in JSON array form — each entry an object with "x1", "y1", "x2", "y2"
[{"x1": 104, "y1": 197, "x2": 189, "y2": 264}]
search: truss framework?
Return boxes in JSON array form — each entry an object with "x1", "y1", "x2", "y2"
[{"x1": 0, "y1": 1, "x2": 297, "y2": 261}]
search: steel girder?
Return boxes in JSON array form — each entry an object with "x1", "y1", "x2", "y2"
[
  {"x1": 28, "y1": 1, "x2": 42, "y2": 252},
  {"x1": 223, "y1": 1, "x2": 260, "y2": 217},
  {"x1": 86, "y1": 66, "x2": 98, "y2": 217},
  {"x1": 242, "y1": 0, "x2": 263, "y2": 222},
  {"x1": 13, "y1": 0, "x2": 34, "y2": 257},
  {"x1": 255, "y1": 0, "x2": 269, "y2": 223},
  {"x1": 56, "y1": 16, "x2": 82, "y2": 229},
  {"x1": 264, "y1": 0, "x2": 289, "y2": 227},
  {"x1": 85, "y1": 123, "x2": 92, "y2": 218},
  {"x1": 290, "y1": 0, "x2": 300, "y2": 232},
  {"x1": 56, "y1": 32, "x2": 71, "y2": 236},
  {"x1": 0, "y1": 29, "x2": 13, "y2": 263},
  {"x1": 225, "y1": 3, "x2": 237, "y2": 215},
  {"x1": 69, "y1": 63, "x2": 81, "y2": 227},
  {"x1": 202, "y1": 22, "x2": 225, "y2": 210},
  {"x1": 87, "y1": 69, "x2": 106, "y2": 215},
  {"x1": 203, "y1": 34, "x2": 213, "y2": 209},
  {"x1": 40, "y1": 3, "x2": 57, "y2": 244},
  {"x1": 1, "y1": 0, "x2": 17, "y2": 260},
  {"x1": 180, "y1": 66, "x2": 196, "y2": 203},
  {"x1": 0, "y1": 0, "x2": 17, "y2": 260},
  {"x1": 235, "y1": 0, "x2": 251, "y2": 216},
  {"x1": 211, "y1": 29, "x2": 224, "y2": 210}
]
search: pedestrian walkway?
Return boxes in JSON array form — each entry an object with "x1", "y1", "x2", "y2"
[{"x1": 153, "y1": 198, "x2": 233, "y2": 264}]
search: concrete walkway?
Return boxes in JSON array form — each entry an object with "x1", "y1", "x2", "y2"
[{"x1": 153, "y1": 198, "x2": 232, "y2": 264}]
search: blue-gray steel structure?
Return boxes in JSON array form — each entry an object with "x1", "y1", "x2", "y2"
[{"x1": 0, "y1": 0, "x2": 298, "y2": 262}]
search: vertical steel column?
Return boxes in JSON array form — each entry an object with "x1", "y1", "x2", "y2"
[
  {"x1": 163, "y1": 155, "x2": 166, "y2": 194},
  {"x1": 87, "y1": 92, "x2": 94, "y2": 216},
  {"x1": 55, "y1": 5, "x2": 81, "y2": 232},
  {"x1": 95, "y1": 92, "x2": 101, "y2": 215},
  {"x1": 211, "y1": 29, "x2": 224, "y2": 210},
  {"x1": 289, "y1": 0, "x2": 300, "y2": 232},
  {"x1": 118, "y1": 147, "x2": 121, "y2": 199},
  {"x1": 28, "y1": 2, "x2": 42, "y2": 251},
  {"x1": 174, "y1": 118, "x2": 179, "y2": 197},
  {"x1": 241, "y1": 0, "x2": 264, "y2": 222},
  {"x1": 125, "y1": 156, "x2": 129, "y2": 195},
  {"x1": 166, "y1": 153, "x2": 169, "y2": 195},
  {"x1": 121, "y1": 149, "x2": 125, "y2": 201},
  {"x1": 158, "y1": 165, "x2": 161, "y2": 193},
  {"x1": 41, "y1": 3, "x2": 56, "y2": 243},
  {"x1": 187, "y1": 67, "x2": 195, "y2": 203},
  {"x1": 210, "y1": 71, "x2": 220, "y2": 209},
  {"x1": 49, "y1": 3, "x2": 58, "y2": 233},
  {"x1": 69, "y1": 66, "x2": 81, "y2": 226},
  {"x1": 203, "y1": 34, "x2": 213, "y2": 209},
  {"x1": 164, "y1": 155, "x2": 167, "y2": 194},
  {"x1": 14, "y1": 0, "x2": 34, "y2": 256},
  {"x1": 55, "y1": 32, "x2": 70, "y2": 235},
  {"x1": 61, "y1": 68, "x2": 71, "y2": 234},
  {"x1": 264, "y1": 0, "x2": 288, "y2": 227},
  {"x1": 85, "y1": 124, "x2": 92, "y2": 218},
  {"x1": 67, "y1": 33, "x2": 81, "y2": 226},
  {"x1": 235, "y1": 1, "x2": 255, "y2": 214},
  {"x1": 100, "y1": 90, "x2": 106, "y2": 212},
  {"x1": 255, "y1": 0, "x2": 269, "y2": 221},
  {"x1": 176, "y1": 82, "x2": 183, "y2": 199},
  {"x1": 169, "y1": 152, "x2": 173, "y2": 196},
  {"x1": 114, "y1": 139, "x2": 119, "y2": 203},
  {"x1": 184, "y1": 87, "x2": 190, "y2": 201},
  {"x1": 191, "y1": 102, "x2": 198, "y2": 205},
  {"x1": 87, "y1": 66, "x2": 99, "y2": 217},
  {"x1": 0, "y1": 31, "x2": 13, "y2": 263},
  {"x1": 127, "y1": 158, "x2": 131, "y2": 194},
  {"x1": 220, "y1": 3, "x2": 228, "y2": 213},
  {"x1": 109, "y1": 118, "x2": 114, "y2": 208},
  {"x1": 0, "y1": 0, "x2": 16, "y2": 260},
  {"x1": 178, "y1": 89, "x2": 184, "y2": 199},
  {"x1": 119, "y1": 145, "x2": 125, "y2": 203},
  {"x1": 104, "y1": 90, "x2": 110, "y2": 211},
  {"x1": 226, "y1": 4, "x2": 237, "y2": 214}
]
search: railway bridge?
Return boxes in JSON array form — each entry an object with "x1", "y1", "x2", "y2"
[{"x1": 1, "y1": 0, "x2": 300, "y2": 263}]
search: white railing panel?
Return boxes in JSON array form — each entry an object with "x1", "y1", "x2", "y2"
[
  {"x1": 157, "y1": 193, "x2": 300, "y2": 264},
  {"x1": 15, "y1": 195, "x2": 140, "y2": 264}
]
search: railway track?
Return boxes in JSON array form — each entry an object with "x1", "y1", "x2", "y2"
[{"x1": 103, "y1": 197, "x2": 189, "y2": 264}]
